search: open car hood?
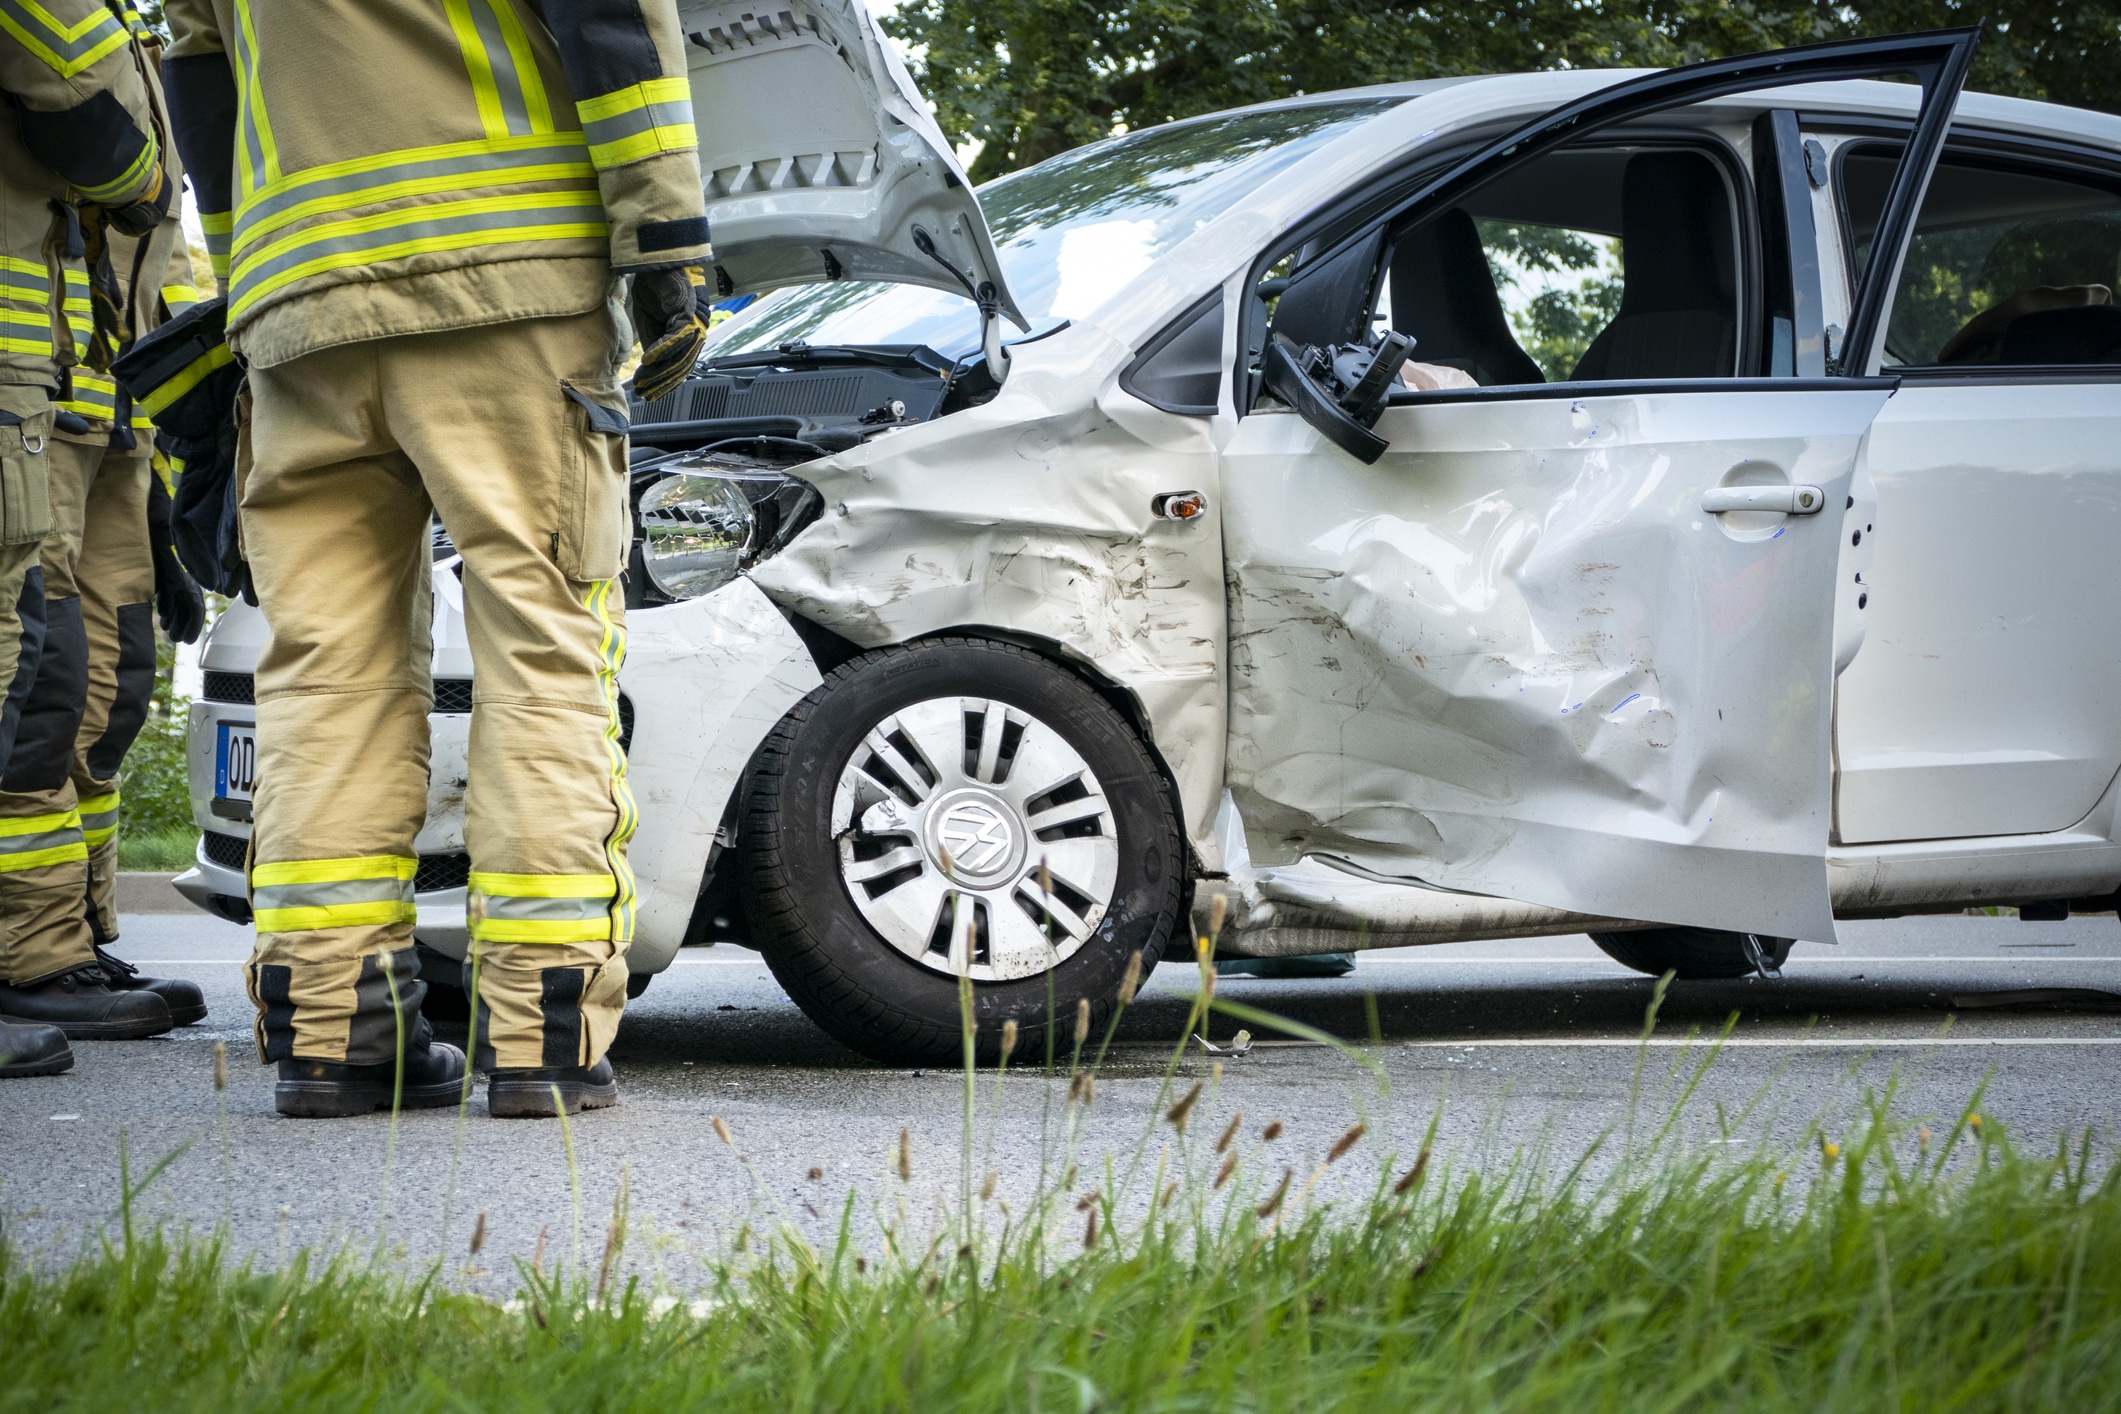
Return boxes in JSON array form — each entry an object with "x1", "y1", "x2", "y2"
[{"x1": 678, "y1": 0, "x2": 1025, "y2": 329}]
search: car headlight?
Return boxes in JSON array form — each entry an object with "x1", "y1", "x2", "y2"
[{"x1": 635, "y1": 450, "x2": 823, "y2": 601}]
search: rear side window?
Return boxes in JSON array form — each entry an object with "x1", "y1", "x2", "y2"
[{"x1": 1842, "y1": 147, "x2": 2121, "y2": 368}]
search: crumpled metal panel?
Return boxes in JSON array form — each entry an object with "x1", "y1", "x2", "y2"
[
  {"x1": 748, "y1": 324, "x2": 1232, "y2": 865},
  {"x1": 1220, "y1": 387, "x2": 1892, "y2": 942}
]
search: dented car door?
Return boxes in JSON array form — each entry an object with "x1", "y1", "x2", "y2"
[{"x1": 1217, "y1": 31, "x2": 1980, "y2": 942}]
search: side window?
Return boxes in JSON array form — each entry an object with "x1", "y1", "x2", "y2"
[
  {"x1": 1259, "y1": 134, "x2": 1751, "y2": 400},
  {"x1": 1382, "y1": 144, "x2": 1741, "y2": 385},
  {"x1": 1840, "y1": 146, "x2": 2121, "y2": 368}
]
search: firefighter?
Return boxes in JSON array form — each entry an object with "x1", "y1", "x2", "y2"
[
  {"x1": 0, "y1": 0, "x2": 187, "y2": 1052},
  {"x1": 161, "y1": 0, "x2": 712, "y2": 1117}
]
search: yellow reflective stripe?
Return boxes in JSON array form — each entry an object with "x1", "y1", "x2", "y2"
[
  {"x1": 468, "y1": 871, "x2": 616, "y2": 898},
  {"x1": 575, "y1": 75, "x2": 691, "y2": 123},
  {"x1": 468, "y1": 916, "x2": 612, "y2": 945},
  {"x1": 229, "y1": 0, "x2": 280, "y2": 195},
  {"x1": 443, "y1": 0, "x2": 510, "y2": 141},
  {"x1": 137, "y1": 341, "x2": 234, "y2": 417},
  {"x1": 0, "y1": 841, "x2": 90, "y2": 871},
  {"x1": 58, "y1": 371, "x2": 118, "y2": 418},
  {"x1": 0, "y1": 309, "x2": 52, "y2": 329},
  {"x1": 586, "y1": 126, "x2": 698, "y2": 168},
  {"x1": 74, "y1": 134, "x2": 159, "y2": 204},
  {"x1": 234, "y1": 131, "x2": 589, "y2": 220},
  {"x1": 0, "y1": 809, "x2": 79, "y2": 837},
  {"x1": 232, "y1": 159, "x2": 595, "y2": 256},
  {"x1": 200, "y1": 211, "x2": 233, "y2": 280},
  {"x1": 151, "y1": 448, "x2": 174, "y2": 495},
  {"x1": 0, "y1": 0, "x2": 129, "y2": 78},
  {"x1": 0, "y1": 335, "x2": 55, "y2": 355},
  {"x1": 79, "y1": 789, "x2": 119, "y2": 846},
  {"x1": 487, "y1": 0, "x2": 552, "y2": 133},
  {"x1": 252, "y1": 854, "x2": 416, "y2": 887},
  {"x1": 0, "y1": 255, "x2": 49, "y2": 278},
  {"x1": 588, "y1": 577, "x2": 637, "y2": 943},
  {"x1": 161, "y1": 284, "x2": 201, "y2": 314},
  {"x1": 255, "y1": 901, "x2": 418, "y2": 933},
  {"x1": 229, "y1": 208, "x2": 606, "y2": 321}
]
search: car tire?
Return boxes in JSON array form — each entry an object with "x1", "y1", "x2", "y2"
[
  {"x1": 1590, "y1": 927, "x2": 1793, "y2": 980},
  {"x1": 739, "y1": 637, "x2": 1186, "y2": 1065}
]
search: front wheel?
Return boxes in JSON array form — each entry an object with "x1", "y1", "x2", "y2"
[
  {"x1": 1591, "y1": 927, "x2": 1793, "y2": 980},
  {"x1": 739, "y1": 638, "x2": 1186, "y2": 1064}
]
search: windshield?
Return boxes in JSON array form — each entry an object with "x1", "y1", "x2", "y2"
[{"x1": 700, "y1": 99, "x2": 1401, "y2": 361}]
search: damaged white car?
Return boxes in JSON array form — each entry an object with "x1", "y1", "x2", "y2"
[{"x1": 183, "y1": 16, "x2": 2121, "y2": 1061}]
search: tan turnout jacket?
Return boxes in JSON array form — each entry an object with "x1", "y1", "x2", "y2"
[{"x1": 162, "y1": 0, "x2": 713, "y2": 369}]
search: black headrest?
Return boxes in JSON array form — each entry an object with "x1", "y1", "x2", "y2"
[
  {"x1": 1391, "y1": 209, "x2": 1545, "y2": 386},
  {"x1": 1998, "y1": 304, "x2": 2121, "y2": 365},
  {"x1": 1616, "y1": 151, "x2": 1735, "y2": 318}
]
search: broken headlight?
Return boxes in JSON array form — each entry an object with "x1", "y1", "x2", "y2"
[{"x1": 634, "y1": 446, "x2": 824, "y2": 601}]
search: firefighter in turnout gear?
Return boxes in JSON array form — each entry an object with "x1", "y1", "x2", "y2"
[
  {"x1": 0, "y1": 0, "x2": 199, "y2": 1060},
  {"x1": 162, "y1": 0, "x2": 713, "y2": 1117}
]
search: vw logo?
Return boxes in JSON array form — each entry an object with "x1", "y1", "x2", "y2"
[{"x1": 935, "y1": 799, "x2": 1015, "y2": 877}]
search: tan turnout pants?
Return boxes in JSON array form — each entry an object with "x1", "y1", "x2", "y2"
[{"x1": 241, "y1": 307, "x2": 636, "y2": 1070}]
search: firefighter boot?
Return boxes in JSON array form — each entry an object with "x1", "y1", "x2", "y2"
[
  {"x1": 0, "y1": 963, "x2": 170, "y2": 1039},
  {"x1": 276, "y1": 1023, "x2": 468, "y2": 1118},
  {"x1": 92, "y1": 945, "x2": 207, "y2": 1025},
  {"x1": 0, "y1": 1015, "x2": 72, "y2": 1076},
  {"x1": 486, "y1": 1056, "x2": 619, "y2": 1118}
]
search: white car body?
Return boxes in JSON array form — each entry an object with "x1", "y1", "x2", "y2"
[{"x1": 182, "y1": 25, "x2": 2121, "y2": 990}]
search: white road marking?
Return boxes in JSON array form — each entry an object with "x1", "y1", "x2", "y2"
[{"x1": 1405, "y1": 1036, "x2": 2121, "y2": 1049}]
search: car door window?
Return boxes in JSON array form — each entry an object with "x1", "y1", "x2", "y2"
[{"x1": 1840, "y1": 148, "x2": 2121, "y2": 368}]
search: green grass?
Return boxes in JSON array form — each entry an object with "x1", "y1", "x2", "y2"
[
  {"x1": 116, "y1": 826, "x2": 199, "y2": 873},
  {"x1": 4, "y1": 980, "x2": 2117, "y2": 1410}
]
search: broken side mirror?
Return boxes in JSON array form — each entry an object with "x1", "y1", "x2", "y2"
[{"x1": 1261, "y1": 331, "x2": 1413, "y2": 465}]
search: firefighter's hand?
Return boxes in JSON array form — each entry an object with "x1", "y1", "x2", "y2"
[
  {"x1": 628, "y1": 264, "x2": 708, "y2": 404},
  {"x1": 146, "y1": 469, "x2": 205, "y2": 643},
  {"x1": 100, "y1": 165, "x2": 175, "y2": 240}
]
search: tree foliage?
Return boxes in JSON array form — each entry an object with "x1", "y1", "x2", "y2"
[{"x1": 887, "y1": 0, "x2": 2121, "y2": 182}]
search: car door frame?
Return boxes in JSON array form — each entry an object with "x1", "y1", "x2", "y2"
[
  {"x1": 1230, "y1": 27, "x2": 1981, "y2": 406},
  {"x1": 1212, "y1": 30, "x2": 1980, "y2": 938}
]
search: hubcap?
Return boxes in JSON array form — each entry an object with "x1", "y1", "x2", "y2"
[{"x1": 832, "y1": 697, "x2": 1120, "y2": 981}]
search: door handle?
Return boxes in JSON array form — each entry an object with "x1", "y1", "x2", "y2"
[{"x1": 1701, "y1": 484, "x2": 1825, "y2": 515}]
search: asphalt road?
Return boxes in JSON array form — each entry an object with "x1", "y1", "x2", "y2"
[{"x1": 4, "y1": 908, "x2": 2118, "y2": 1288}]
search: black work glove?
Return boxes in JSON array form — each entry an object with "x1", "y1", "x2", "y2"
[
  {"x1": 100, "y1": 164, "x2": 175, "y2": 240},
  {"x1": 146, "y1": 463, "x2": 205, "y2": 643},
  {"x1": 627, "y1": 264, "x2": 708, "y2": 404}
]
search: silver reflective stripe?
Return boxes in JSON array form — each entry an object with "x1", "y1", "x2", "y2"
[
  {"x1": 471, "y1": 893, "x2": 613, "y2": 923},
  {"x1": 230, "y1": 0, "x2": 267, "y2": 192},
  {"x1": 231, "y1": 140, "x2": 592, "y2": 251},
  {"x1": 1, "y1": 270, "x2": 50, "y2": 300},
  {"x1": 468, "y1": 0, "x2": 535, "y2": 137},
  {"x1": 0, "y1": 0, "x2": 124, "y2": 69},
  {"x1": 0, "y1": 825, "x2": 82, "y2": 856},
  {"x1": 80, "y1": 806, "x2": 118, "y2": 835},
  {"x1": 233, "y1": 196, "x2": 602, "y2": 298},
  {"x1": 580, "y1": 99, "x2": 695, "y2": 151},
  {"x1": 252, "y1": 874, "x2": 416, "y2": 913}
]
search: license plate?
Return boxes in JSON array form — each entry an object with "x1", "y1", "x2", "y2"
[{"x1": 215, "y1": 721, "x2": 257, "y2": 802}]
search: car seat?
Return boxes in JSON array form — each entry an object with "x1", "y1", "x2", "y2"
[
  {"x1": 1998, "y1": 304, "x2": 2121, "y2": 364},
  {"x1": 1389, "y1": 209, "x2": 1545, "y2": 386},
  {"x1": 1570, "y1": 151, "x2": 1736, "y2": 380}
]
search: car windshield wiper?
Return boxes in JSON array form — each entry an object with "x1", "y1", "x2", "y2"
[{"x1": 699, "y1": 343, "x2": 957, "y2": 377}]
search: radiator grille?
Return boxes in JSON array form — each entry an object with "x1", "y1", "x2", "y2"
[
  {"x1": 202, "y1": 830, "x2": 247, "y2": 869},
  {"x1": 202, "y1": 671, "x2": 254, "y2": 705}
]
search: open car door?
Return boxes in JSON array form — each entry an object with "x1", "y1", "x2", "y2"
[
  {"x1": 1218, "y1": 31, "x2": 1979, "y2": 942},
  {"x1": 676, "y1": 0, "x2": 1025, "y2": 330}
]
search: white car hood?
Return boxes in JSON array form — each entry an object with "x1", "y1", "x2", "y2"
[{"x1": 678, "y1": 0, "x2": 1026, "y2": 328}]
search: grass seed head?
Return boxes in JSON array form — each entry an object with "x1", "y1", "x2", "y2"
[
  {"x1": 897, "y1": 1128, "x2": 912, "y2": 1181},
  {"x1": 981, "y1": 1170, "x2": 997, "y2": 1201},
  {"x1": 1393, "y1": 1148, "x2": 1431, "y2": 1195},
  {"x1": 1118, "y1": 950, "x2": 1142, "y2": 1006},
  {"x1": 468, "y1": 1211, "x2": 487, "y2": 1256},
  {"x1": 211, "y1": 1040, "x2": 226, "y2": 1092},
  {"x1": 1208, "y1": 891, "x2": 1227, "y2": 938},
  {"x1": 1069, "y1": 1068, "x2": 1095, "y2": 1107},
  {"x1": 999, "y1": 1018, "x2": 1018, "y2": 1062},
  {"x1": 807, "y1": 1166, "x2": 824, "y2": 1181},
  {"x1": 1214, "y1": 1152, "x2": 1238, "y2": 1189},
  {"x1": 1256, "y1": 1168, "x2": 1292, "y2": 1219},
  {"x1": 855, "y1": 1255, "x2": 867, "y2": 1274},
  {"x1": 1073, "y1": 997, "x2": 1090, "y2": 1046},
  {"x1": 1263, "y1": 1119, "x2": 1284, "y2": 1143},
  {"x1": 1166, "y1": 1081, "x2": 1204, "y2": 1133},
  {"x1": 712, "y1": 1116, "x2": 734, "y2": 1147},
  {"x1": 1328, "y1": 1122, "x2": 1367, "y2": 1164},
  {"x1": 1084, "y1": 1206, "x2": 1099, "y2": 1247},
  {"x1": 1216, "y1": 1110, "x2": 1244, "y2": 1155},
  {"x1": 1918, "y1": 1125, "x2": 1933, "y2": 1151}
]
